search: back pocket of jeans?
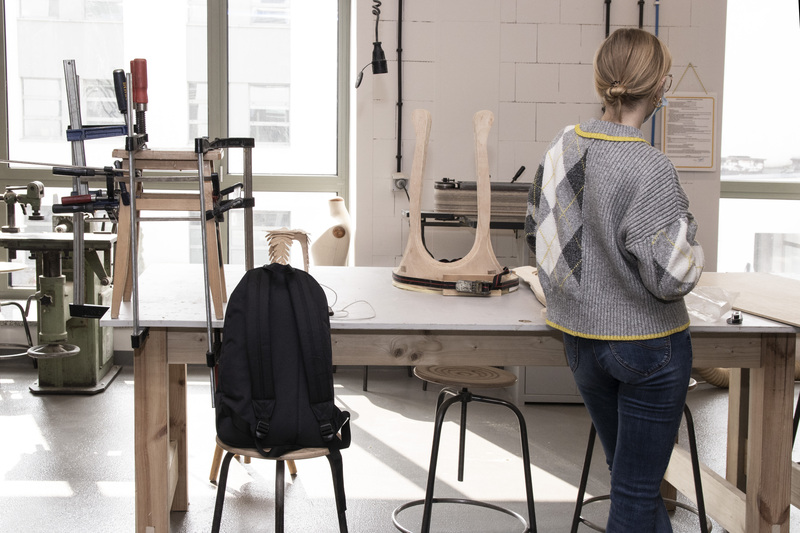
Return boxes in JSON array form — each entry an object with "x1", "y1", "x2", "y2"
[{"x1": 608, "y1": 337, "x2": 671, "y2": 377}]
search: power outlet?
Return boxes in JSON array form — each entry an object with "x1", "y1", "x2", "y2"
[{"x1": 391, "y1": 172, "x2": 407, "y2": 192}]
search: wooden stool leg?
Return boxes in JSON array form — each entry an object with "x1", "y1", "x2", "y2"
[
  {"x1": 209, "y1": 444, "x2": 224, "y2": 483},
  {"x1": 287, "y1": 460, "x2": 298, "y2": 476},
  {"x1": 110, "y1": 204, "x2": 131, "y2": 318}
]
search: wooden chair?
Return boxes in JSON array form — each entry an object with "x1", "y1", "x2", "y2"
[
  {"x1": 110, "y1": 149, "x2": 227, "y2": 319},
  {"x1": 212, "y1": 436, "x2": 348, "y2": 533},
  {"x1": 208, "y1": 229, "x2": 310, "y2": 483}
]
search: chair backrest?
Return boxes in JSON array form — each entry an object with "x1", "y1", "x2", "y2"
[{"x1": 265, "y1": 228, "x2": 310, "y2": 271}]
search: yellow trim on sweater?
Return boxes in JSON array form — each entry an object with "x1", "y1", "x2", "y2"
[
  {"x1": 574, "y1": 124, "x2": 650, "y2": 145},
  {"x1": 546, "y1": 319, "x2": 690, "y2": 341}
]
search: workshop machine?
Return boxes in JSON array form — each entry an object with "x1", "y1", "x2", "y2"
[
  {"x1": 2, "y1": 181, "x2": 45, "y2": 236},
  {"x1": 0, "y1": 184, "x2": 118, "y2": 394}
]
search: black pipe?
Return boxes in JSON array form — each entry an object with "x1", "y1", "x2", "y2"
[
  {"x1": 638, "y1": 0, "x2": 645, "y2": 28},
  {"x1": 605, "y1": 0, "x2": 611, "y2": 37},
  {"x1": 395, "y1": 0, "x2": 404, "y2": 173}
]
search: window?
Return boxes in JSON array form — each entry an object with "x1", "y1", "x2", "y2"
[
  {"x1": 83, "y1": 79, "x2": 118, "y2": 125},
  {"x1": 85, "y1": 0, "x2": 123, "y2": 21},
  {"x1": 718, "y1": 0, "x2": 800, "y2": 274},
  {"x1": 1, "y1": 0, "x2": 350, "y2": 296},
  {"x1": 249, "y1": 84, "x2": 289, "y2": 144},
  {"x1": 251, "y1": 0, "x2": 290, "y2": 26},
  {"x1": 188, "y1": 81, "x2": 208, "y2": 140},
  {"x1": 22, "y1": 78, "x2": 62, "y2": 139}
]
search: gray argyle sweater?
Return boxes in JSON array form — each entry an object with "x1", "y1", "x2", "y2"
[{"x1": 525, "y1": 119, "x2": 705, "y2": 340}]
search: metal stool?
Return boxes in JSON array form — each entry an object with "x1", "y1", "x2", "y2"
[
  {"x1": 392, "y1": 365, "x2": 537, "y2": 533},
  {"x1": 570, "y1": 379, "x2": 711, "y2": 532}
]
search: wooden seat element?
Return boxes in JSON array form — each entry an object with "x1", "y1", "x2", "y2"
[
  {"x1": 110, "y1": 149, "x2": 226, "y2": 319},
  {"x1": 414, "y1": 365, "x2": 518, "y2": 389},
  {"x1": 393, "y1": 109, "x2": 518, "y2": 295}
]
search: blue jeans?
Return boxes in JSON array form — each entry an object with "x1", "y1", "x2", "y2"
[{"x1": 563, "y1": 329, "x2": 693, "y2": 533}]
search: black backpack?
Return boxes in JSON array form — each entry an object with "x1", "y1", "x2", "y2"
[{"x1": 215, "y1": 263, "x2": 351, "y2": 457}]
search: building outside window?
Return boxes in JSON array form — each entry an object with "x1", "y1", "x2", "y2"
[
  {"x1": 0, "y1": 0, "x2": 348, "y2": 295},
  {"x1": 718, "y1": 0, "x2": 800, "y2": 276}
]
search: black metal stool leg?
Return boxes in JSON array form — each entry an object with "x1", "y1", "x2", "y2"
[
  {"x1": 327, "y1": 449, "x2": 349, "y2": 533},
  {"x1": 458, "y1": 389, "x2": 470, "y2": 482},
  {"x1": 212, "y1": 451, "x2": 236, "y2": 533},
  {"x1": 421, "y1": 392, "x2": 464, "y2": 533},
  {"x1": 571, "y1": 425, "x2": 596, "y2": 533},
  {"x1": 683, "y1": 405, "x2": 709, "y2": 533},
  {"x1": 275, "y1": 459, "x2": 285, "y2": 533},
  {"x1": 572, "y1": 411, "x2": 710, "y2": 533},
  {"x1": 472, "y1": 393, "x2": 538, "y2": 533},
  {"x1": 793, "y1": 391, "x2": 800, "y2": 444}
]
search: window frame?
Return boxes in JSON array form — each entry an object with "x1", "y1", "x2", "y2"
[{"x1": 0, "y1": 0, "x2": 351, "y2": 298}]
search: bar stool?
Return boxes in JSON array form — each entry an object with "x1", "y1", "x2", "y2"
[
  {"x1": 392, "y1": 365, "x2": 537, "y2": 533},
  {"x1": 570, "y1": 378, "x2": 711, "y2": 532}
]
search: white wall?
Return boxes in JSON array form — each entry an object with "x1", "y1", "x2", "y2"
[{"x1": 353, "y1": 0, "x2": 725, "y2": 270}]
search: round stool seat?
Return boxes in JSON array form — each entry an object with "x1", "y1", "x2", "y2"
[{"x1": 414, "y1": 366, "x2": 517, "y2": 389}]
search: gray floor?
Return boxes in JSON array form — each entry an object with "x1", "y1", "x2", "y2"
[{"x1": 2, "y1": 357, "x2": 800, "y2": 533}]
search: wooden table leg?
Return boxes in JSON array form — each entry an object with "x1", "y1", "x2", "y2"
[
  {"x1": 135, "y1": 328, "x2": 171, "y2": 533},
  {"x1": 726, "y1": 368, "x2": 748, "y2": 490},
  {"x1": 169, "y1": 362, "x2": 188, "y2": 511},
  {"x1": 745, "y1": 333, "x2": 794, "y2": 532}
]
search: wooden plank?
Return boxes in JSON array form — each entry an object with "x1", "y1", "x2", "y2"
[
  {"x1": 111, "y1": 204, "x2": 131, "y2": 318},
  {"x1": 168, "y1": 364, "x2": 188, "y2": 511},
  {"x1": 134, "y1": 328, "x2": 170, "y2": 533},
  {"x1": 745, "y1": 333, "x2": 794, "y2": 532},
  {"x1": 691, "y1": 333, "x2": 762, "y2": 368},
  {"x1": 699, "y1": 272, "x2": 800, "y2": 327},
  {"x1": 727, "y1": 369, "x2": 748, "y2": 490},
  {"x1": 112, "y1": 148, "x2": 222, "y2": 161},
  {"x1": 792, "y1": 462, "x2": 800, "y2": 509},
  {"x1": 664, "y1": 445, "x2": 746, "y2": 533},
  {"x1": 167, "y1": 440, "x2": 179, "y2": 511},
  {"x1": 331, "y1": 331, "x2": 566, "y2": 366}
]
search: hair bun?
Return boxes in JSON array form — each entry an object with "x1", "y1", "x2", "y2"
[{"x1": 605, "y1": 84, "x2": 627, "y2": 98}]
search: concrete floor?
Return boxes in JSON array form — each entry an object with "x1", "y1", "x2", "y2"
[{"x1": 2, "y1": 356, "x2": 800, "y2": 532}]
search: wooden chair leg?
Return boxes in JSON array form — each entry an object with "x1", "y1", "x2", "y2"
[
  {"x1": 209, "y1": 444, "x2": 224, "y2": 483},
  {"x1": 287, "y1": 459, "x2": 298, "y2": 476}
]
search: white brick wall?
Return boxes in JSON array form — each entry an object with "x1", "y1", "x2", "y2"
[{"x1": 355, "y1": 0, "x2": 725, "y2": 269}]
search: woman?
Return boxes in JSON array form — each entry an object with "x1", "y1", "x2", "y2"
[{"x1": 525, "y1": 28, "x2": 705, "y2": 532}]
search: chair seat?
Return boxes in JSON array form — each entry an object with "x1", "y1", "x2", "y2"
[
  {"x1": 215, "y1": 435, "x2": 330, "y2": 461},
  {"x1": 414, "y1": 365, "x2": 517, "y2": 389}
]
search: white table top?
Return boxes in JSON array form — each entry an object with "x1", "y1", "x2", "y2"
[{"x1": 100, "y1": 264, "x2": 795, "y2": 335}]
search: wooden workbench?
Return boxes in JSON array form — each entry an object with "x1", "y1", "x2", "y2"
[{"x1": 101, "y1": 265, "x2": 798, "y2": 533}]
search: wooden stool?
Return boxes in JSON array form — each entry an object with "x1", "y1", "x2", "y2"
[
  {"x1": 212, "y1": 436, "x2": 348, "y2": 533},
  {"x1": 392, "y1": 365, "x2": 537, "y2": 533},
  {"x1": 570, "y1": 378, "x2": 710, "y2": 532},
  {"x1": 110, "y1": 149, "x2": 227, "y2": 319}
]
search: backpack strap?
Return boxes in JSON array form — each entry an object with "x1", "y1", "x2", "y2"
[
  {"x1": 247, "y1": 267, "x2": 277, "y2": 449},
  {"x1": 286, "y1": 267, "x2": 351, "y2": 450}
]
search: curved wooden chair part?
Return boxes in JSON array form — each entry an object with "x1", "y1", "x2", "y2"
[{"x1": 393, "y1": 109, "x2": 517, "y2": 295}]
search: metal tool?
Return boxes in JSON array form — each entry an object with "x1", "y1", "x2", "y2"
[
  {"x1": 130, "y1": 59, "x2": 148, "y2": 142},
  {"x1": 125, "y1": 69, "x2": 147, "y2": 348},
  {"x1": 195, "y1": 136, "x2": 256, "y2": 405}
]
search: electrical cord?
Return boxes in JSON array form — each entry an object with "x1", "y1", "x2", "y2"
[{"x1": 320, "y1": 283, "x2": 377, "y2": 320}]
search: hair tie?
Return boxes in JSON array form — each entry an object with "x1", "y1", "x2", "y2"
[{"x1": 611, "y1": 80, "x2": 621, "y2": 87}]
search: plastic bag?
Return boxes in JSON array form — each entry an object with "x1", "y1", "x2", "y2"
[{"x1": 685, "y1": 286, "x2": 738, "y2": 322}]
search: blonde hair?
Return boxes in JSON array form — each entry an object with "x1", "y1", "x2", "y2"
[{"x1": 594, "y1": 28, "x2": 672, "y2": 113}]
